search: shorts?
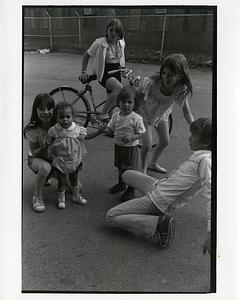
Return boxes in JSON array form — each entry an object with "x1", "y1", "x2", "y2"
[
  {"x1": 99, "y1": 63, "x2": 121, "y2": 93},
  {"x1": 114, "y1": 144, "x2": 139, "y2": 170}
]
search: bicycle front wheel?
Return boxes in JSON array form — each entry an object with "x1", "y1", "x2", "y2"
[{"x1": 50, "y1": 86, "x2": 91, "y2": 127}]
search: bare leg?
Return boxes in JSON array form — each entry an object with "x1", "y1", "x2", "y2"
[
  {"x1": 140, "y1": 124, "x2": 152, "y2": 174},
  {"x1": 148, "y1": 121, "x2": 169, "y2": 173},
  {"x1": 101, "y1": 77, "x2": 122, "y2": 117},
  {"x1": 122, "y1": 170, "x2": 157, "y2": 195},
  {"x1": 31, "y1": 158, "x2": 52, "y2": 197}
]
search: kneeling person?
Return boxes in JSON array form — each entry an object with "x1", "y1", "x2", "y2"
[{"x1": 106, "y1": 118, "x2": 212, "y2": 254}]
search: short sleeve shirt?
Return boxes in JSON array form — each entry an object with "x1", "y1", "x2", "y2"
[
  {"x1": 108, "y1": 111, "x2": 146, "y2": 147},
  {"x1": 25, "y1": 127, "x2": 49, "y2": 159}
]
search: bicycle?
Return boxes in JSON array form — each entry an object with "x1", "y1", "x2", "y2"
[{"x1": 49, "y1": 68, "x2": 173, "y2": 144}]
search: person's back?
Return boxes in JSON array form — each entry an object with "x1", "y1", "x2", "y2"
[{"x1": 150, "y1": 149, "x2": 211, "y2": 213}]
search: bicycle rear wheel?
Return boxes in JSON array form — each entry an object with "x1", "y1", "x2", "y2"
[{"x1": 50, "y1": 86, "x2": 91, "y2": 127}]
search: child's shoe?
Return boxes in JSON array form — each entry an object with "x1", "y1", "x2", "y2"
[
  {"x1": 154, "y1": 214, "x2": 175, "y2": 248},
  {"x1": 109, "y1": 182, "x2": 126, "y2": 194},
  {"x1": 32, "y1": 194, "x2": 45, "y2": 213},
  {"x1": 120, "y1": 188, "x2": 135, "y2": 202},
  {"x1": 58, "y1": 191, "x2": 66, "y2": 209},
  {"x1": 72, "y1": 194, "x2": 88, "y2": 205}
]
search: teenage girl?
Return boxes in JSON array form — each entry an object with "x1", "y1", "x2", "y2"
[
  {"x1": 24, "y1": 93, "x2": 56, "y2": 212},
  {"x1": 136, "y1": 53, "x2": 195, "y2": 174},
  {"x1": 48, "y1": 102, "x2": 102, "y2": 209},
  {"x1": 80, "y1": 18, "x2": 126, "y2": 121}
]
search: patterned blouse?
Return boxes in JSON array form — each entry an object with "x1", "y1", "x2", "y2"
[{"x1": 135, "y1": 77, "x2": 186, "y2": 126}]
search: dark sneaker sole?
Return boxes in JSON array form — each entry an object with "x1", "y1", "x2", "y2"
[{"x1": 108, "y1": 185, "x2": 126, "y2": 194}]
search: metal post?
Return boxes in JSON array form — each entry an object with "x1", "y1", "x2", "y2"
[
  {"x1": 160, "y1": 9, "x2": 167, "y2": 63},
  {"x1": 75, "y1": 10, "x2": 81, "y2": 54},
  {"x1": 46, "y1": 11, "x2": 53, "y2": 51}
]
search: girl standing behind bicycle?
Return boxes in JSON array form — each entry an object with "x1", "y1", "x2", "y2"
[
  {"x1": 136, "y1": 53, "x2": 195, "y2": 174},
  {"x1": 48, "y1": 102, "x2": 102, "y2": 209},
  {"x1": 80, "y1": 18, "x2": 125, "y2": 121},
  {"x1": 24, "y1": 93, "x2": 56, "y2": 213}
]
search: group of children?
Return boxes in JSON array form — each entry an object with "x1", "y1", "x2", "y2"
[{"x1": 24, "y1": 51, "x2": 212, "y2": 255}]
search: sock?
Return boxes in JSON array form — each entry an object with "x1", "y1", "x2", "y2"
[
  {"x1": 58, "y1": 190, "x2": 65, "y2": 200},
  {"x1": 72, "y1": 186, "x2": 79, "y2": 198}
]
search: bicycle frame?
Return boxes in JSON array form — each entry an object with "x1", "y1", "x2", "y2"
[
  {"x1": 78, "y1": 82, "x2": 107, "y2": 115},
  {"x1": 78, "y1": 68, "x2": 140, "y2": 115}
]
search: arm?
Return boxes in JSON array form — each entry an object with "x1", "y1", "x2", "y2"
[
  {"x1": 85, "y1": 128, "x2": 104, "y2": 140},
  {"x1": 199, "y1": 157, "x2": 212, "y2": 255},
  {"x1": 121, "y1": 132, "x2": 146, "y2": 144},
  {"x1": 29, "y1": 141, "x2": 47, "y2": 157},
  {"x1": 182, "y1": 98, "x2": 194, "y2": 125},
  {"x1": 80, "y1": 52, "x2": 90, "y2": 83},
  {"x1": 122, "y1": 117, "x2": 146, "y2": 144},
  {"x1": 26, "y1": 130, "x2": 49, "y2": 157},
  {"x1": 104, "y1": 127, "x2": 114, "y2": 138}
]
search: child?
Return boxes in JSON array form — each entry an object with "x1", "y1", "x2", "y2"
[
  {"x1": 135, "y1": 53, "x2": 195, "y2": 173},
  {"x1": 81, "y1": 18, "x2": 126, "y2": 121},
  {"x1": 105, "y1": 86, "x2": 146, "y2": 202},
  {"x1": 48, "y1": 101, "x2": 102, "y2": 209},
  {"x1": 106, "y1": 118, "x2": 212, "y2": 255},
  {"x1": 24, "y1": 93, "x2": 56, "y2": 213}
]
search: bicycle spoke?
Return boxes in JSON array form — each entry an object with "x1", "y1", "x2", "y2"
[{"x1": 50, "y1": 87, "x2": 91, "y2": 127}]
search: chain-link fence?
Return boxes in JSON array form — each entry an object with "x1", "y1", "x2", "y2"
[{"x1": 24, "y1": 7, "x2": 215, "y2": 66}]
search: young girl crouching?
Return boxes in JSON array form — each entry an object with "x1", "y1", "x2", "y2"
[{"x1": 24, "y1": 93, "x2": 56, "y2": 212}]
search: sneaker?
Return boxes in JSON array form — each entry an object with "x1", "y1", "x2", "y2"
[
  {"x1": 32, "y1": 194, "x2": 45, "y2": 213},
  {"x1": 58, "y1": 192, "x2": 66, "y2": 209},
  {"x1": 109, "y1": 182, "x2": 126, "y2": 194},
  {"x1": 120, "y1": 189, "x2": 135, "y2": 202},
  {"x1": 154, "y1": 214, "x2": 175, "y2": 248},
  {"x1": 72, "y1": 194, "x2": 88, "y2": 205}
]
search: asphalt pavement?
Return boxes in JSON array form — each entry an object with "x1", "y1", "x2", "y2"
[{"x1": 22, "y1": 52, "x2": 212, "y2": 293}]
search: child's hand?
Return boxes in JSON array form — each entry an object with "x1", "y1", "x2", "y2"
[
  {"x1": 203, "y1": 232, "x2": 211, "y2": 255},
  {"x1": 121, "y1": 136, "x2": 134, "y2": 144},
  {"x1": 98, "y1": 126, "x2": 106, "y2": 133},
  {"x1": 42, "y1": 136, "x2": 50, "y2": 148}
]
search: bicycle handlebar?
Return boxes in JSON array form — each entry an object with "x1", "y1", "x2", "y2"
[
  {"x1": 108, "y1": 68, "x2": 132, "y2": 75},
  {"x1": 79, "y1": 69, "x2": 135, "y2": 84}
]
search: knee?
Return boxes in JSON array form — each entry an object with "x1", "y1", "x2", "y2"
[
  {"x1": 38, "y1": 162, "x2": 51, "y2": 178},
  {"x1": 106, "y1": 208, "x2": 116, "y2": 226},
  {"x1": 122, "y1": 170, "x2": 134, "y2": 184},
  {"x1": 142, "y1": 144, "x2": 151, "y2": 154}
]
